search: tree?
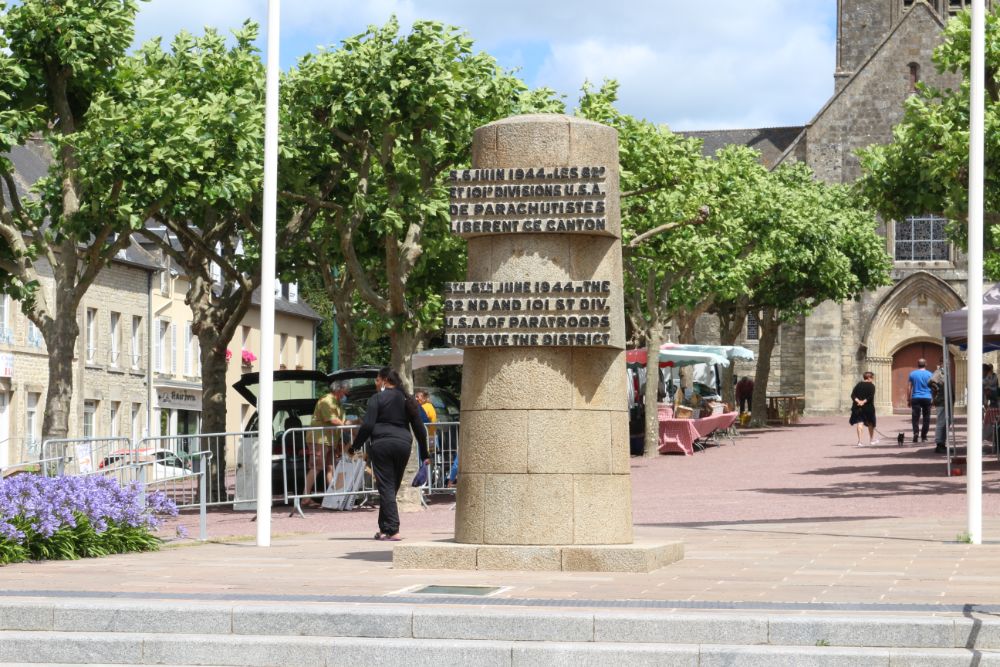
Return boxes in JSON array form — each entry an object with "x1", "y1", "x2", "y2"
[
  {"x1": 71, "y1": 25, "x2": 324, "y2": 498},
  {"x1": 0, "y1": 0, "x2": 158, "y2": 442},
  {"x1": 746, "y1": 164, "x2": 892, "y2": 425},
  {"x1": 281, "y1": 18, "x2": 561, "y2": 388},
  {"x1": 857, "y1": 9, "x2": 1000, "y2": 274},
  {"x1": 577, "y1": 82, "x2": 768, "y2": 456}
]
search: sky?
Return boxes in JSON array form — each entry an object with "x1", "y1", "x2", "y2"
[{"x1": 132, "y1": 0, "x2": 838, "y2": 132}]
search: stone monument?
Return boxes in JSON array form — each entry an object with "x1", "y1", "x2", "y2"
[{"x1": 394, "y1": 114, "x2": 682, "y2": 572}]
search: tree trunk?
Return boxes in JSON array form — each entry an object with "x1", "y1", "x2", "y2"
[
  {"x1": 717, "y1": 305, "x2": 747, "y2": 410},
  {"x1": 750, "y1": 307, "x2": 779, "y2": 426},
  {"x1": 40, "y1": 311, "x2": 80, "y2": 445},
  {"x1": 643, "y1": 323, "x2": 664, "y2": 458},
  {"x1": 199, "y1": 337, "x2": 230, "y2": 502},
  {"x1": 389, "y1": 324, "x2": 425, "y2": 511}
]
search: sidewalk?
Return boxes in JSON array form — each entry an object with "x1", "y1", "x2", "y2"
[{"x1": 3, "y1": 415, "x2": 1000, "y2": 611}]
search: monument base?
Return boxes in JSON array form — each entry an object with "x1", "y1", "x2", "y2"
[{"x1": 392, "y1": 539, "x2": 683, "y2": 573}]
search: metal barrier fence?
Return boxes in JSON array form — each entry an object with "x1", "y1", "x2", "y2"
[
  {"x1": 38, "y1": 436, "x2": 213, "y2": 540},
  {"x1": 280, "y1": 424, "x2": 377, "y2": 516},
  {"x1": 421, "y1": 421, "x2": 459, "y2": 498}
]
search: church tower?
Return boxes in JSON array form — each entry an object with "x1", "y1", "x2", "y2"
[{"x1": 835, "y1": 0, "x2": 986, "y2": 92}]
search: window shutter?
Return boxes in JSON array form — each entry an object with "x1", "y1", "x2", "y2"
[
  {"x1": 153, "y1": 318, "x2": 161, "y2": 371},
  {"x1": 170, "y1": 323, "x2": 177, "y2": 374},
  {"x1": 184, "y1": 323, "x2": 192, "y2": 375}
]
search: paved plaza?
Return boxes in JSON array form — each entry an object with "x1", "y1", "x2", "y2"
[{"x1": 3, "y1": 414, "x2": 1000, "y2": 610}]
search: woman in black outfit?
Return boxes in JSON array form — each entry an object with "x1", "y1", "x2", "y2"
[
  {"x1": 349, "y1": 367, "x2": 428, "y2": 541},
  {"x1": 850, "y1": 371, "x2": 878, "y2": 447}
]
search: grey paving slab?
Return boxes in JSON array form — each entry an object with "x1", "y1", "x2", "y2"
[
  {"x1": 231, "y1": 604, "x2": 412, "y2": 638},
  {"x1": 767, "y1": 615, "x2": 956, "y2": 648},
  {"x1": 888, "y1": 648, "x2": 989, "y2": 666},
  {"x1": 698, "y1": 645, "x2": 892, "y2": 666},
  {"x1": 413, "y1": 608, "x2": 594, "y2": 642},
  {"x1": 955, "y1": 616, "x2": 1000, "y2": 649},
  {"x1": 0, "y1": 631, "x2": 143, "y2": 664},
  {"x1": 53, "y1": 601, "x2": 232, "y2": 635},
  {"x1": 593, "y1": 611, "x2": 767, "y2": 645},
  {"x1": 512, "y1": 642, "x2": 698, "y2": 667},
  {"x1": 140, "y1": 634, "x2": 329, "y2": 667},
  {"x1": 324, "y1": 637, "x2": 513, "y2": 667},
  {"x1": 0, "y1": 602, "x2": 52, "y2": 631}
]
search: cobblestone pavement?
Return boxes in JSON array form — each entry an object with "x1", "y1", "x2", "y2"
[{"x1": 3, "y1": 414, "x2": 1000, "y2": 608}]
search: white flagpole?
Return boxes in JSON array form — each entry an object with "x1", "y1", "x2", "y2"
[
  {"x1": 968, "y1": 0, "x2": 985, "y2": 545},
  {"x1": 256, "y1": 0, "x2": 280, "y2": 547}
]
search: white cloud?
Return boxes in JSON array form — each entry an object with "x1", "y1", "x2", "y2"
[{"x1": 133, "y1": 0, "x2": 836, "y2": 131}]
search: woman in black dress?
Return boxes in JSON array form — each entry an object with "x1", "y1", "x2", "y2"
[
  {"x1": 850, "y1": 371, "x2": 878, "y2": 447},
  {"x1": 348, "y1": 367, "x2": 428, "y2": 541}
]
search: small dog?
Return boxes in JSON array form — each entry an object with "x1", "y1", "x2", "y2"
[{"x1": 897, "y1": 433, "x2": 905, "y2": 446}]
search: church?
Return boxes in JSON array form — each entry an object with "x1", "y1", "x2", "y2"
[{"x1": 686, "y1": 0, "x2": 987, "y2": 415}]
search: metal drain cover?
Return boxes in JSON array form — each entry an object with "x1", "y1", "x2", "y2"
[{"x1": 410, "y1": 585, "x2": 501, "y2": 596}]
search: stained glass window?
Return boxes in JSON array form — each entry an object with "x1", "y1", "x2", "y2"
[{"x1": 894, "y1": 215, "x2": 949, "y2": 261}]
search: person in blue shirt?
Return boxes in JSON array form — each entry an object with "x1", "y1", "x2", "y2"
[{"x1": 908, "y1": 358, "x2": 934, "y2": 444}]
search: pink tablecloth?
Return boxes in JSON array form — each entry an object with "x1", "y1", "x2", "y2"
[{"x1": 658, "y1": 412, "x2": 739, "y2": 456}]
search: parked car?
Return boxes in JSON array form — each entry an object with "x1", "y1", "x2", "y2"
[{"x1": 99, "y1": 448, "x2": 193, "y2": 483}]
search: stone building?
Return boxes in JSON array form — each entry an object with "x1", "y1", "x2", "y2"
[
  {"x1": 686, "y1": 0, "x2": 989, "y2": 415},
  {"x1": 1, "y1": 142, "x2": 322, "y2": 467}
]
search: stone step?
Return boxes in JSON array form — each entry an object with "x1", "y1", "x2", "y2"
[
  {"x1": 2, "y1": 599, "x2": 1000, "y2": 650},
  {"x1": 0, "y1": 631, "x2": 999, "y2": 666}
]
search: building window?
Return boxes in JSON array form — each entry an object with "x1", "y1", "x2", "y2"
[
  {"x1": 85, "y1": 308, "x2": 97, "y2": 363},
  {"x1": 0, "y1": 295, "x2": 10, "y2": 344},
  {"x1": 908, "y1": 62, "x2": 920, "y2": 93},
  {"x1": 156, "y1": 319, "x2": 170, "y2": 372},
  {"x1": 27, "y1": 320, "x2": 42, "y2": 348},
  {"x1": 746, "y1": 313, "x2": 760, "y2": 341},
  {"x1": 83, "y1": 400, "x2": 97, "y2": 439},
  {"x1": 279, "y1": 333, "x2": 288, "y2": 370},
  {"x1": 131, "y1": 402, "x2": 142, "y2": 440},
  {"x1": 131, "y1": 315, "x2": 142, "y2": 368},
  {"x1": 894, "y1": 214, "x2": 949, "y2": 261},
  {"x1": 25, "y1": 393, "x2": 39, "y2": 450},
  {"x1": 110, "y1": 311, "x2": 121, "y2": 367},
  {"x1": 295, "y1": 336, "x2": 303, "y2": 369},
  {"x1": 160, "y1": 258, "x2": 170, "y2": 296},
  {"x1": 109, "y1": 401, "x2": 120, "y2": 438}
]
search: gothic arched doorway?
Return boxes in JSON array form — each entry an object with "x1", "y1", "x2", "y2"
[{"x1": 890, "y1": 341, "x2": 951, "y2": 413}]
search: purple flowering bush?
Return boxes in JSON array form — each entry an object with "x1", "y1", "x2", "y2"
[{"x1": 0, "y1": 474, "x2": 178, "y2": 565}]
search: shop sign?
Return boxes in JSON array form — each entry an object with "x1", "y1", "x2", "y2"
[{"x1": 156, "y1": 387, "x2": 202, "y2": 411}]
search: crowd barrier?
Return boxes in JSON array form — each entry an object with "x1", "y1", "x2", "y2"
[
  {"x1": 23, "y1": 419, "x2": 462, "y2": 527},
  {"x1": 38, "y1": 435, "x2": 213, "y2": 540}
]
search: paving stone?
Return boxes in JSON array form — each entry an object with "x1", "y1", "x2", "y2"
[
  {"x1": 956, "y1": 616, "x2": 1000, "y2": 649},
  {"x1": 0, "y1": 631, "x2": 143, "y2": 664},
  {"x1": 768, "y1": 615, "x2": 955, "y2": 648},
  {"x1": 53, "y1": 601, "x2": 232, "y2": 635},
  {"x1": 324, "y1": 637, "x2": 513, "y2": 667},
  {"x1": 512, "y1": 641, "x2": 698, "y2": 667},
  {"x1": 888, "y1": 647, "x2": 984, "y2": 666},
  {"x1": 0, "y1": 602, "x2": 53, "y2": 631},
  {"x1": 231, "y1": 604, "x2": 412, "y2": 638},
  {"x1": 699, "y1": 645, "x2": 891, "y2": 666},
  {"x1": 593, "y1": 612, "x2": 766, "y2": 644},
  {"x1": 140, "y1": 634, "x2": 329, "y2": 667},
  {"x1": 413, "y1": 608, "x2": 593, "y2": 642}
]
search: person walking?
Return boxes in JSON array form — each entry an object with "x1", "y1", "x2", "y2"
[
  {"x1": 908, "y1": 358, "x2": 934, "y2": 444},
  {"x1": 849, "y1": 371, "x2": 878, "y2": 447},
  {"x1": 929, "y1": 365, "x2": 953, "y2": 454},
  {"x1": 348, "y1": 367, "x2": 428, "y2": 541},
  {"x1": 735, "y1": 376, "x2": 754, "y2": 415}
]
